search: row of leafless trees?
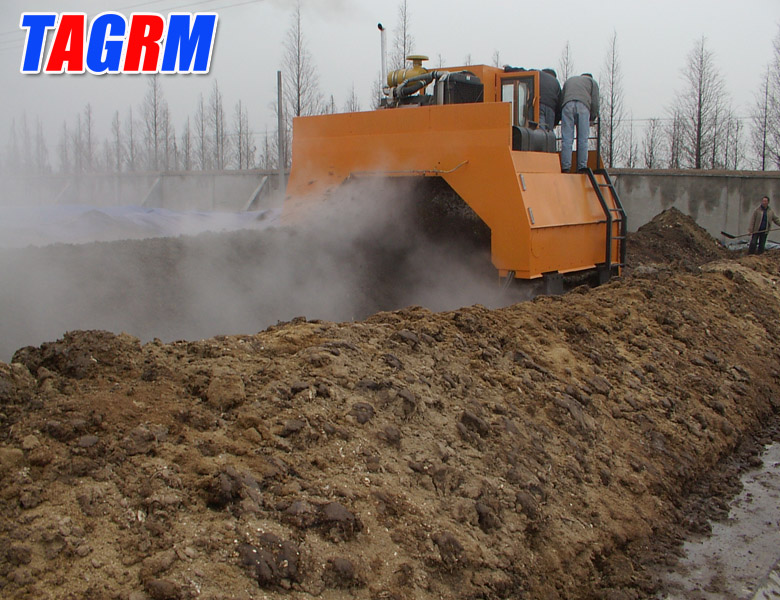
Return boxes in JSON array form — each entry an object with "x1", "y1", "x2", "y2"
[
  {"x1": 0, "y1": 0, "x2": 374, "y2": 177},
  {"x1": 2, "y1": 75, "x2": 260, "y2": 176},
  {"x1": 3, "y1": 2, "x2": 780, "y2": 175},
  {"x1": 752, "y1": 29, "x2": 780, "y2": 171},
  {"x1": 584, "y1": 27, "x2": 780, "y2": 171}
]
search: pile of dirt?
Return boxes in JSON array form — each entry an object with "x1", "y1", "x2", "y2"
[
  {"x1": 626, "y1": 207, "x2": 730, "y2": 270},
  {"x1": 2, "y1": 218, "x2": 780, "y2": 600},
  {"x1": 0, "y1": 199, "x2": 501, "y2": 364}
]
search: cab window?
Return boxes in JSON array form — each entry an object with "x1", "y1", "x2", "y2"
[{"x1": 501, "y1": 77, "x2": 535, "y2": 127}]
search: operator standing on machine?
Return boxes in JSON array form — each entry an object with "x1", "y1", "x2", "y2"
[{"x1": 560, "y1": 73, "x2": 599, "y2": 173}]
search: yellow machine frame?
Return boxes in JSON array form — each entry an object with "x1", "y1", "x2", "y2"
[{"x1": 285, "y1": 65, "x2": 625, "y2": 282}]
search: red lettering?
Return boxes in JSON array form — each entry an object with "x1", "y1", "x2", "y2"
[
  {"x1": 45, "y1": 14, "x2": 85, "y2": 72},
  {"x1": 123, "y1": 14, "x2": 164, "y2": 72}
]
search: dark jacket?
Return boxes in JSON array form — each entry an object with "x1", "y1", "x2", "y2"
[
  {"x1": 539, "y1": 70, "x2": 562, "y2": 126},
  {"x1": 561, "y1": 75, "x2": 600, "y2": 120},
  {"x1": 749, "y1": 205, "x2": 780, "y2": 233}
]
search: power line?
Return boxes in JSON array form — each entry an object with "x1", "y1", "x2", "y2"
[
  {"x1": 0, "y1": 29, "x2": 23, "y2": 39},
  {"x1": 118, "y1": 0, "x2": 261, "y2": 13},
  {"x1": 0, "y1": 1, "x2": 174, "y2": 37},
  {"x1": 0, "y1": 0, "x2": 264, "y2": 54},
  {"x1": 625, "y1": 114, "x2": 754, "y2": 125},
  {"x1": 0, "y1": 38, "x2": 22, "y2": 51}
]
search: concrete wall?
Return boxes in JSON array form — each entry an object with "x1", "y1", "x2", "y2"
[
  {"x1": 4, "y1": 169, "x2": 780, "y2": 239},
  {"x1": 612, "y1": 169, "x2": 780, "y2": 239},
  {"x1": 2, "y1": 170, "x2": 285, "y2": 212}
]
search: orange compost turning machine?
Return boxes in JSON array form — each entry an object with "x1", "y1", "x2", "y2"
[{"x1": 284, "y1": 56, "x2": 626, "y2": 292}]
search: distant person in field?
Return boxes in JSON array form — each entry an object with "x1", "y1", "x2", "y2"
[
  {"x1": 748, "y1": 195, "x2": 780, "y2": 255},
  {"x1": 560, "y1": 73, "x2": 599, "y2": 172}
]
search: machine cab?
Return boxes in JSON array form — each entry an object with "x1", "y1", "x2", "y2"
[
  {"x1": 497, "y1": 70, "x2": 556, "y2": 153},
  {"x1": 499, "y1": 71, "x2": 537, "y2": 128}
]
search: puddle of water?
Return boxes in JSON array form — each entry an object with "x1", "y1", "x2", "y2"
[
  {"x1": 752, "y1": 564, "x2": 780, "y2": 599},
  {"x1": 661, "y1": 443, "x2": 780, "y2": 599}
]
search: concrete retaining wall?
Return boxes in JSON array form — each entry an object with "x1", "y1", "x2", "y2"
[
  {"x1": 4, "y1": 169, "x2": 780, "y2": 239},
  {"x1": 2, "y1": 170, "x2": 284, "y2": 212},
  {"x1": 612, "y1": 169, "x2": 780, "y2": 238}
]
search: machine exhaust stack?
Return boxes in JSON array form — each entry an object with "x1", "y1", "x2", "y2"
[{"x1": 378, "y1": 23, "x2": 387, "y2": 95}]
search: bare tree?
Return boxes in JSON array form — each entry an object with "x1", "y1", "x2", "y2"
[
  {"x1": 670, "y1": 37, "x2": 728, "y2": 169},
  {"x1": 194, "y1": 94, "x2": 210, "y2": 170},
  {"x1": 558, "y1": 41, "x2": 575, "y2": 82},
  {"x1": 599, "y1": 31, "x2": 625, "y2": 168},
  {"x1": 642, "y1": 118, "x2": 663, "y2": 168},
  {"x1": 755, "y1": 25, "x2": 780, "y2": 169},
  {"x1": 708, "y1": 100, "x2": 738, "y2": 169},
  {"x1": 4, "y1": 120, "x2": 20, "y2": 173},
  {"x1": 2, "y1": 116, "x2": 44, "y2": 175},
  {"x1": 209, "y1": 80, "x2": 230, "y2": 169},
  {"x1": 259, "y1": 128, "x2": 274, "y2": 170},
  {"x1": 666, "y1": 107, "x2": 684, "y2": 169},
  {"x1": 233, "y1": 100, "x2": 255, "y2": 169},
  {"x1": 139, "y1": 79, "x2": 177, "y2": 171},
  {"x1": 160, "y1": 103, "x2": 176, "y2": 171},
  {"x1": 111, "y1": 111, "x2": 122, "y2": 172},
  {"x1": 624, "y1": 114, "x2": 639, "y2": 168},
  {"x1": 141, "y1": 75, "x2": 167, "y2": 171},
  {"x1": 57, "y1": 121, "x2": 71, "y2": 174},
  {"x1": 324, "y1": 95, "x2": 337, "y2": 115},
  {"x1": 18, "y1": 114, "x2": 33, "y2": 174},
  {"x1": 279, "y1": 1, "x2": 322, "y2": 167},
  {"x1": 722, "y1": 111, "x2": 744, "y2": 170},
  {"x1": 751, "y1": 68, "x2": 772, "y2": 169},
  {"x1": 72, "y1": 113, "x2": 84, "y2": 173},
  {"x1": 343, "y1": 84, "x2": 361, "y2": 113},
  {"x1": 180, "y1": 117, "x2": 193, "y2": 171},
  {"x1": 282, "y1": 1, "x2": 322, "y2": 122},
  {"x1": 371, "y1": 74, "x2": 384, "y2": 110},
  {"x1": 391, "y1": 0, "x2": 414, "y2": 70},
  {"x1": 492, "y1": 50, "x2": 501, "y2": 68},
  {"x1": 732, "y1": 118, "x2": 745, "y2": 170},
  {"x1": 124, "y1": 107, "x2": 137, "y2": 172},
  {"x1": 82, "y1": 104, "x2": 94, "y2": 171},
  {"x1": 709, "y1": 100, "x2": 722, "y2": 169},
  {"x1": 771, "y1": 26, "x2": 780, "y2": 168},
  {"x1": 34, "y1": 118, "x2": 49, "y2": 175}
]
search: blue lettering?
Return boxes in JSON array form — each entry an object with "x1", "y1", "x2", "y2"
[
  {"x1": 161, "y1": 13, "x2": 218, "y2": 73},
  {"x1": 86, "y1": 13, "x2": 127, "y2": 73},
  {"x1": 20, "y1": 11, "x2": 219, "y2": 75},
  {"x1": 20, "y1": 13, "x2": 57, "y2": 73}
]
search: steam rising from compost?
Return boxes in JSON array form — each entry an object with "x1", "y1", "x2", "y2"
[{"x1": 0, "y1": 178, "x2": 523, "y2": 361}]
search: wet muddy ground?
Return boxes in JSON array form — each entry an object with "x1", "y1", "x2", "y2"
[{"x1": 661, "y1": 442, "x2": 780, "y2": 599}]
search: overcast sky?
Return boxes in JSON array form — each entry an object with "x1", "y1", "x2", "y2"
[{"x1": 1, "y1": 0, "x2": 779, "y2": 150}]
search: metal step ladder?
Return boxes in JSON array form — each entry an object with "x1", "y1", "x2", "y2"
[{"x1": 581, "y1": 167, "x2": 627, "y2": 280}]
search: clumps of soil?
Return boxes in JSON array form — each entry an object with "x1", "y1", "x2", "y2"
[
  {"x1": 626, "y1": 207, "x2": 730, "y2": 270},
  {"x1": 2, "y1": 216, "x2": 780, "y2": 599}
]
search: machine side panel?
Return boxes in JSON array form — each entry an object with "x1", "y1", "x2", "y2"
[
  {"x1": 285, "y1": 102, "x2": 619, "y2": 279},
  {"x1": 286, "y1": 102, "x2": 512, "y2": 200},
  {"x1": 285, "y1": 102, "x2": 534, "y2": 275}
]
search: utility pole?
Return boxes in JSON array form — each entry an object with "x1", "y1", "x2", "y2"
[{"x1": 277, "y1": 70, "x2": 286, "y2": 196}]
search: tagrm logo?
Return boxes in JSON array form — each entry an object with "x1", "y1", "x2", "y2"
[{"x1": 19, "y1": 12, "x2": 218, "y2": 74}]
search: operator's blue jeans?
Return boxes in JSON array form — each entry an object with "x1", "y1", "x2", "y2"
[
  {"x1": 539, "y1": 104, "x2": 556, "y2": 131},
  {"x1": 561, "y1": 100, "x2": 590, "y2": 171}
]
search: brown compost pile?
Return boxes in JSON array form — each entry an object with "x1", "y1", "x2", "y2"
[{"x1": 1, "y1": 209, "x2": 780, "y2": 600}]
